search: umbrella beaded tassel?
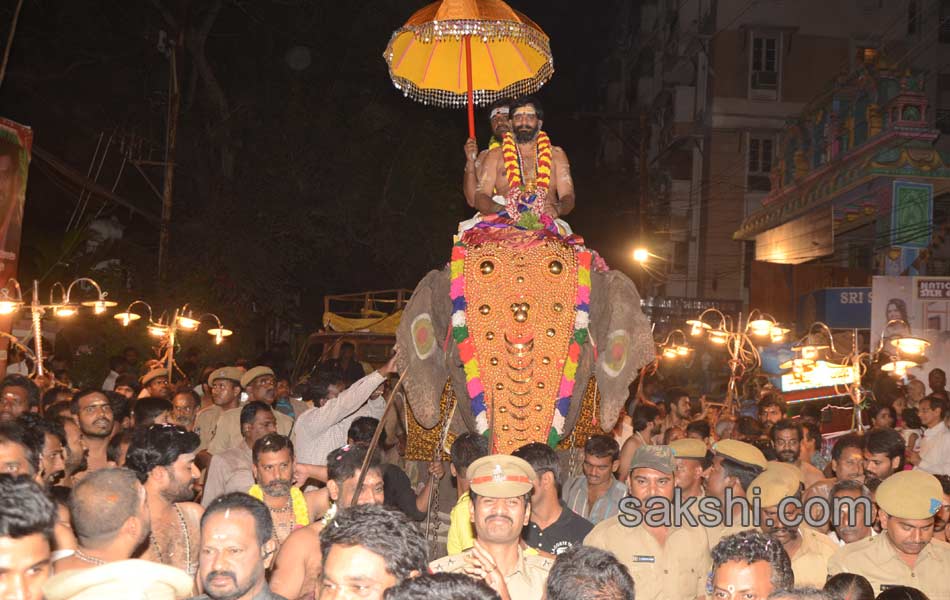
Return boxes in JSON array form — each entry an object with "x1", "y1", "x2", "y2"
[{"x1": 384, "y1": 0, "x2": 554, "y2": 136}]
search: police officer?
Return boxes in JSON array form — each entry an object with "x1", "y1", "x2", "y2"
[
  {"x1": 701, "y1": 439, "x2": 768, "y2": 549},
  {"x1": 194, "y1": 367, "x2": 243, "y2": 452},
  {"x1": 430, "y1": 454, "x2": 552, "y2": 600},
  {"x1": 584, "y1": 445, "x2": 710, "y2": 600},
  {"x1": 828, "y1": 469, "x2": 950, "y2": 598},
  {"x1": 670, "y1": 438, "x2": 709, "y2": 501},
  {"x1": 749, "y1": 462, "x2": 838, "y2": 587}
]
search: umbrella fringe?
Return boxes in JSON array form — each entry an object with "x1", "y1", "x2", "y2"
[{"x1": 387, "y1": 66, "x2": 554, "y2": 109}]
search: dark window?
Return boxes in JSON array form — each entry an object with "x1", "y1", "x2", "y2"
[
  {"x1": 747, "y1": 136, "x2": 773, "y2": 192},
  {"x1": 673, "y1": 241, "x2": 688, "y2": 275},
  {"x1": 750, "y1": 34, "x2": 780, "y2": 99}
]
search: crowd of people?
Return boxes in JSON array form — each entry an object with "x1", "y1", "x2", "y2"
[{"x1": 1, "y1": 339, "x2": 948, "y2": 600}]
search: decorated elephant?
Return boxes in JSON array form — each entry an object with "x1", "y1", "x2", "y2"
[{"x1": 396, "y1": 220, "x2": 655, "y2": 453}]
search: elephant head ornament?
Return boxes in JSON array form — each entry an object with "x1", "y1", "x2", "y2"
[{"x1": 397, "y1": 237, "x2": 654, "y2": 451}]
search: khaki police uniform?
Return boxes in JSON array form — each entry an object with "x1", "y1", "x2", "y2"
[
  {"x1": 828, "y1": 469, "x2": 950, "y2": 599},
  {"x1": 430, "y1": 547, "x2": 552, "y2": 600},
  {"x1": 206, "y1": 365, "x2": 293, "y2": 454},
  {"x1": 140, "y1": 368, "x2": 169, "y2": 387},
  {"x1": 703, "y1": 440, "x2": 767, "y2": 551},
  {"x1": 430, "y1": 454, "x2": 550, "y2": 600},
  {"x1": 749, "y1": 462, "x2": 836, "y2": 587},
  {"x1": 585, "y1": 445, "x2": 711, "y2": 600},
  {"x1": 671, "y1": 438, "x2": 708, "y2": 517},
  {"x1": 194, "y1": 367, "x2": 243, "y2": 451}
]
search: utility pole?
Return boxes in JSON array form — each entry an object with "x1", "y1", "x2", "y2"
[
  {"x1": 638, "y1": 109, "x2": 650, "y2": 295},
  {"x1": 158, "y1": 31, "x2": 182, "y2": 282}
]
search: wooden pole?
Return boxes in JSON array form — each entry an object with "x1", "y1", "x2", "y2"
[
  {"x1": 349, "y1": 370, "x2": 408, "y2": 506},
  {"x1": 158, "y1": 31, "x2": 182, "y2": 282}
]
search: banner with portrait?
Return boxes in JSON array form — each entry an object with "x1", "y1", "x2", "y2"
[
  {"x1": 0, "y1": 119, "x2": 32, "y2": 374},
  {"x1": 871, "y1": 276, "x2": 950, "y2": 386}
]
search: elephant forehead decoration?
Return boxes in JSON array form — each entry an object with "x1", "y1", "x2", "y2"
[{"x1": 455, "y1": 239, "x2": 590, "y2": 451}]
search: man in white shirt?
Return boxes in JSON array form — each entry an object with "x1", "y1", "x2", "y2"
[
  {"x1": 101, "y1": 356, "x2": 127, "y2": 392},
  {"x1": 909, "y1": 395, "x2": 950, "y2": 476},
  {"x1": 293, "y1": 354, "x2": 397, "y2": 481}
]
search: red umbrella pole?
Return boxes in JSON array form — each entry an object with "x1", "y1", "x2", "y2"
[{"x1": 465, "y1": 35, "x2": 475, "y2": 139}]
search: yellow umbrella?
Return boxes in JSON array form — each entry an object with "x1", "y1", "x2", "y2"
[{"x1": 384, "y1": 0, "x2": 553, "y2": 137}]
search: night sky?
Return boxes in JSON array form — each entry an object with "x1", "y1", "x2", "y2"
[{"x1": 0, "y1": 0, "x2": 639, "y2": 349}]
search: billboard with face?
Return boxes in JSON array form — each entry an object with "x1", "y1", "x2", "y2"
[{"x1": 0, "y1": 118, "x2": 30, "y2": 282}]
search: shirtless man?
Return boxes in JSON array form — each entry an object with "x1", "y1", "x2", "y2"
[
  {"x1": 473, "y1": 96, "x2": 575, "y2": 219},
  {"x1": 70, "y1": 390, "x2": 115, "y2": 475},
  {"x1": 463, "y1": 98, "x2": 511, "y2": 207},
  {"x1": 269, "y1": 444, "x2": 385, "y2": 600},
  {"x1": 125, "y1": 424, "x2": 204, "y2": 577},
  {"x1": 248, "y1": 433, "x2": 327, "y2": 547}
]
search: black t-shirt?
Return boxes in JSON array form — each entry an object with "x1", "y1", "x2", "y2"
[
  {"x1": 523, "y1": 501, "x2": 593, "y2": 555},
  {"x1": 382, "y1": 463, "x2": 426, "y2": 521}
]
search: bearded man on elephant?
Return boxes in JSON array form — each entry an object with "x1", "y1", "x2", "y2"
[{"x1": 397, "y1": 96, "x2": 654, "y2": 453}]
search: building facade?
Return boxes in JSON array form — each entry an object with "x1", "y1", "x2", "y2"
[{"x1": 638, "y1": 0, "x2": 950, "y2": 313}]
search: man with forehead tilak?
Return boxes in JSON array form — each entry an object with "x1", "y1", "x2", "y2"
[
  {"x1": 472, "y1": 97, "x2": 575, "y2": 227},
  {"x1": 430, "y1": 454, "x2": 552, "y2": 600},
  {"x1": 828, "y1": 469, "x2": 950, "y2": 598},
  {"x1": 584, "y1": 445, "x2": 710, "y2": 600}
]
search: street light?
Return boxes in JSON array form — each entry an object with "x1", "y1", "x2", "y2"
[
  {"x1": 115, "y1": 301, "x2": 233, "y2": 382},
  {"x1": 0, "y1": 277, "x2": 116, "y2": 377},
  {"x1": 657, "y1": 329, "x2": 693, "y2": 360},
  {"x1": 785, "y1": 320, "x2": 928, "y2": 432},
  {"x1": 687, "y1": 308, "x2": 787, "y2": 414}
]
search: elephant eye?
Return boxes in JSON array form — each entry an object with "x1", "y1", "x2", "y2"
[
  {"x1": 480, "y1": 260, "x2": 495, "y2": 275},
  {"x1": 548, "y1": 260, "x2": 563, "y2": 275}
]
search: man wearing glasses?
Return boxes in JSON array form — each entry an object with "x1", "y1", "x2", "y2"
[{"x1": 208, "y1": 366, "x2": 293, "y2": 455}]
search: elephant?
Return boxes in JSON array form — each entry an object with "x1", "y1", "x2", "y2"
[{"x1": 396, "y1": 235, "x2": 655, "y2": 453}]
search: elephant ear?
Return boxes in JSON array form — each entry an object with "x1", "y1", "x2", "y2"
[
  {"x1": 589, "y1": 270, "x2": 655, "y2": 431},
  {"x1": 396, "y1": 268, "x2": 451, "y2": 429}
]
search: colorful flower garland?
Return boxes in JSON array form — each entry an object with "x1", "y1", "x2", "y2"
[
  {"x1": 449, "y1": 241, "x2": 489, "y2": 435},
  {"x1": 247, "y1": 485, "x2": 310, "y2": 527},
  {"x1": 502, "y1": 131, "x2": 553, "y2": 219},
  {"x1": 450, "y1": 239, "x2": 592, "y2": 447},
  {"x1": 551, "y1": 250, "x2": 592, "y2": 445}
]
